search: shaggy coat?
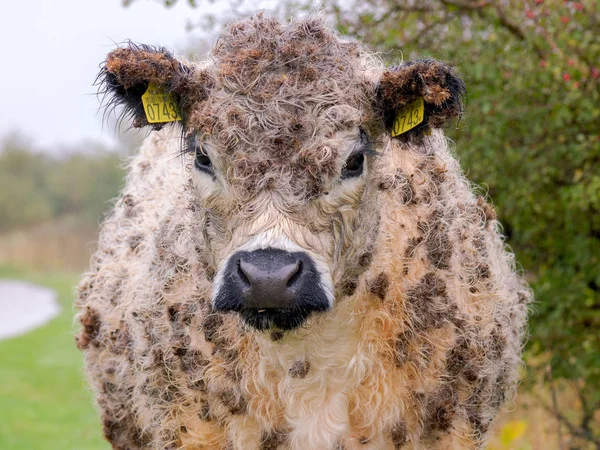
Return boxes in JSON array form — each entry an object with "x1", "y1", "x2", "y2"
[{"x1": 76, "y1": 14, "x2": 530, "y2": 450}]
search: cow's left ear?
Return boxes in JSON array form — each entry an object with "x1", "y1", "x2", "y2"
[
  {"x1": 98, "y1": 42, "x2": 211, "y2": 130},
  {"x1": 376, "y1": 59, "x2": 466, "y2": 141}
]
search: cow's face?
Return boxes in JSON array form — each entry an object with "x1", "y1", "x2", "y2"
[
  {"x1": 191, "y1": 123, "x2": 379, "y2": 331},
  {"x1": 100, "y1": 15, "x2": 464, "y2": 332}
]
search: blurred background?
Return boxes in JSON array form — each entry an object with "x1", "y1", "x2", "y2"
[{"x1": 0, "y1": 0, "x2": 598, "y2": 449}]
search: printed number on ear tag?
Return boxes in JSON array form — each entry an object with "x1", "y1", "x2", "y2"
[
  {"x1": 392, "y1": 97, "x2": 424, "y2": 137},
  {"x1": 141, "y1": 82, "x2": 182, "y2": 124}
]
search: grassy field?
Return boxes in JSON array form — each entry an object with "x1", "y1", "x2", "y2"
[{"x1": 0, "y1": 265, "x2": 109, "y2": 450}]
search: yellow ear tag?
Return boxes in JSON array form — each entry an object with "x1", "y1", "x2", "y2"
[
  {"x1": 392, "y1": 97, "x2": 424, "y2": 137},
  {"x1": 141, "y1": 82, "x2": 182, "y2": 124}
]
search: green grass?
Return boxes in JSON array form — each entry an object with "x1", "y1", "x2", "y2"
[{"x1": 0, "y1": 265, "x2": 109, "y2": 450}]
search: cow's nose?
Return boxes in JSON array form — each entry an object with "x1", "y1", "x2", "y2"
[
  {"x1": 213, "y1": 247, "x2": 331, "y2": 330},
  {"x1": 237, "y1": 255, "x2": 302, "y2": 309}
]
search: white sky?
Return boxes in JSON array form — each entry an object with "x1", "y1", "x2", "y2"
[{"x1": 0, "y1": 0, "x2": 219, "y2": 152}]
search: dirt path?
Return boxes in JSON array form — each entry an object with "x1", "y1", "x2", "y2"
[{"x1": 0, "y1": 280, "x2": 60, "y2": 341}]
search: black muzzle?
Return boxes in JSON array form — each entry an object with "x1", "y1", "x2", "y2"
[{"x1": 212, "y1": 248, "x2": 330, "y2": 330}]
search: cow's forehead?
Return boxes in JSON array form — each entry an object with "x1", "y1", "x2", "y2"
[
  {"x1": 188, "y1": 15, "x2": 383, "y2": 148},
  {"x1": 211, "y1": 14, "x2": 366, "y2": 84}
]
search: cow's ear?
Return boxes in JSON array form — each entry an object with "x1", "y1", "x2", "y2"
[
  {"x1": 98, "y1": 43, "x2": 210, "y2": 130},
  {"x1": 376, "y1": 59, "x2": 466, "y2": 142}
]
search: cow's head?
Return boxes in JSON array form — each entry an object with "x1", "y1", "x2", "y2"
[{"x1": 100, "y1": 15, "x2": 465, "y2": 332}]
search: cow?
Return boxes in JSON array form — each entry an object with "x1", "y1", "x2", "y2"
[{"x1": 76, "y1": 13, "x2": 530, "y2": 450}]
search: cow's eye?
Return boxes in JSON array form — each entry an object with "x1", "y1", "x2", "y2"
[
  {"x1": 195, "y1": 144, "x2": 214, "y2": 175},
  {"x1": 341, "y1": 152, "x2": 365, "y2": 179}
]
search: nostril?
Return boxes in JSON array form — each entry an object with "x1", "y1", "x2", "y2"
[
  {"x1": 237, "y1": 258, "x2": 251, "y2": 287},
  {"x1": 286, "y1": 260, "x2": 303, "y2": 288}
]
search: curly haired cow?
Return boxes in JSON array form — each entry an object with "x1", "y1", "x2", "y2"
[{"x1": 75, "y1": 14, "x2": 530, "y2": 450}]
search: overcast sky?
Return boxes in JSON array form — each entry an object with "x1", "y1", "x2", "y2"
[{"x1": 0, "y1": 0, "x2": 220, "y2": 152}]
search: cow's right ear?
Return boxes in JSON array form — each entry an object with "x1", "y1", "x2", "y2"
[{"x1": 99, "y1": 43, "x2": 211, "y2": 130}]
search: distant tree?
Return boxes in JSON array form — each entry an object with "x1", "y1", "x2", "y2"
[
  {"x1": 45, "y1": 146, "x2": 126, "y2": 222},
  {"x1": 0, "y1": 134, "x2": 54, "y2": 231},
  {"x1": 0, "y1": 134, "x2": 126, "y2": 232}
]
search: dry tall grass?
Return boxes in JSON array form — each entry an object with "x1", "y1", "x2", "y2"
[
  {"x1": 488, "y1": 379, "x2": 597, "y2": 450},
  {"x1": 0, "y1": 218, "x2": 98, "y2": 271}
]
